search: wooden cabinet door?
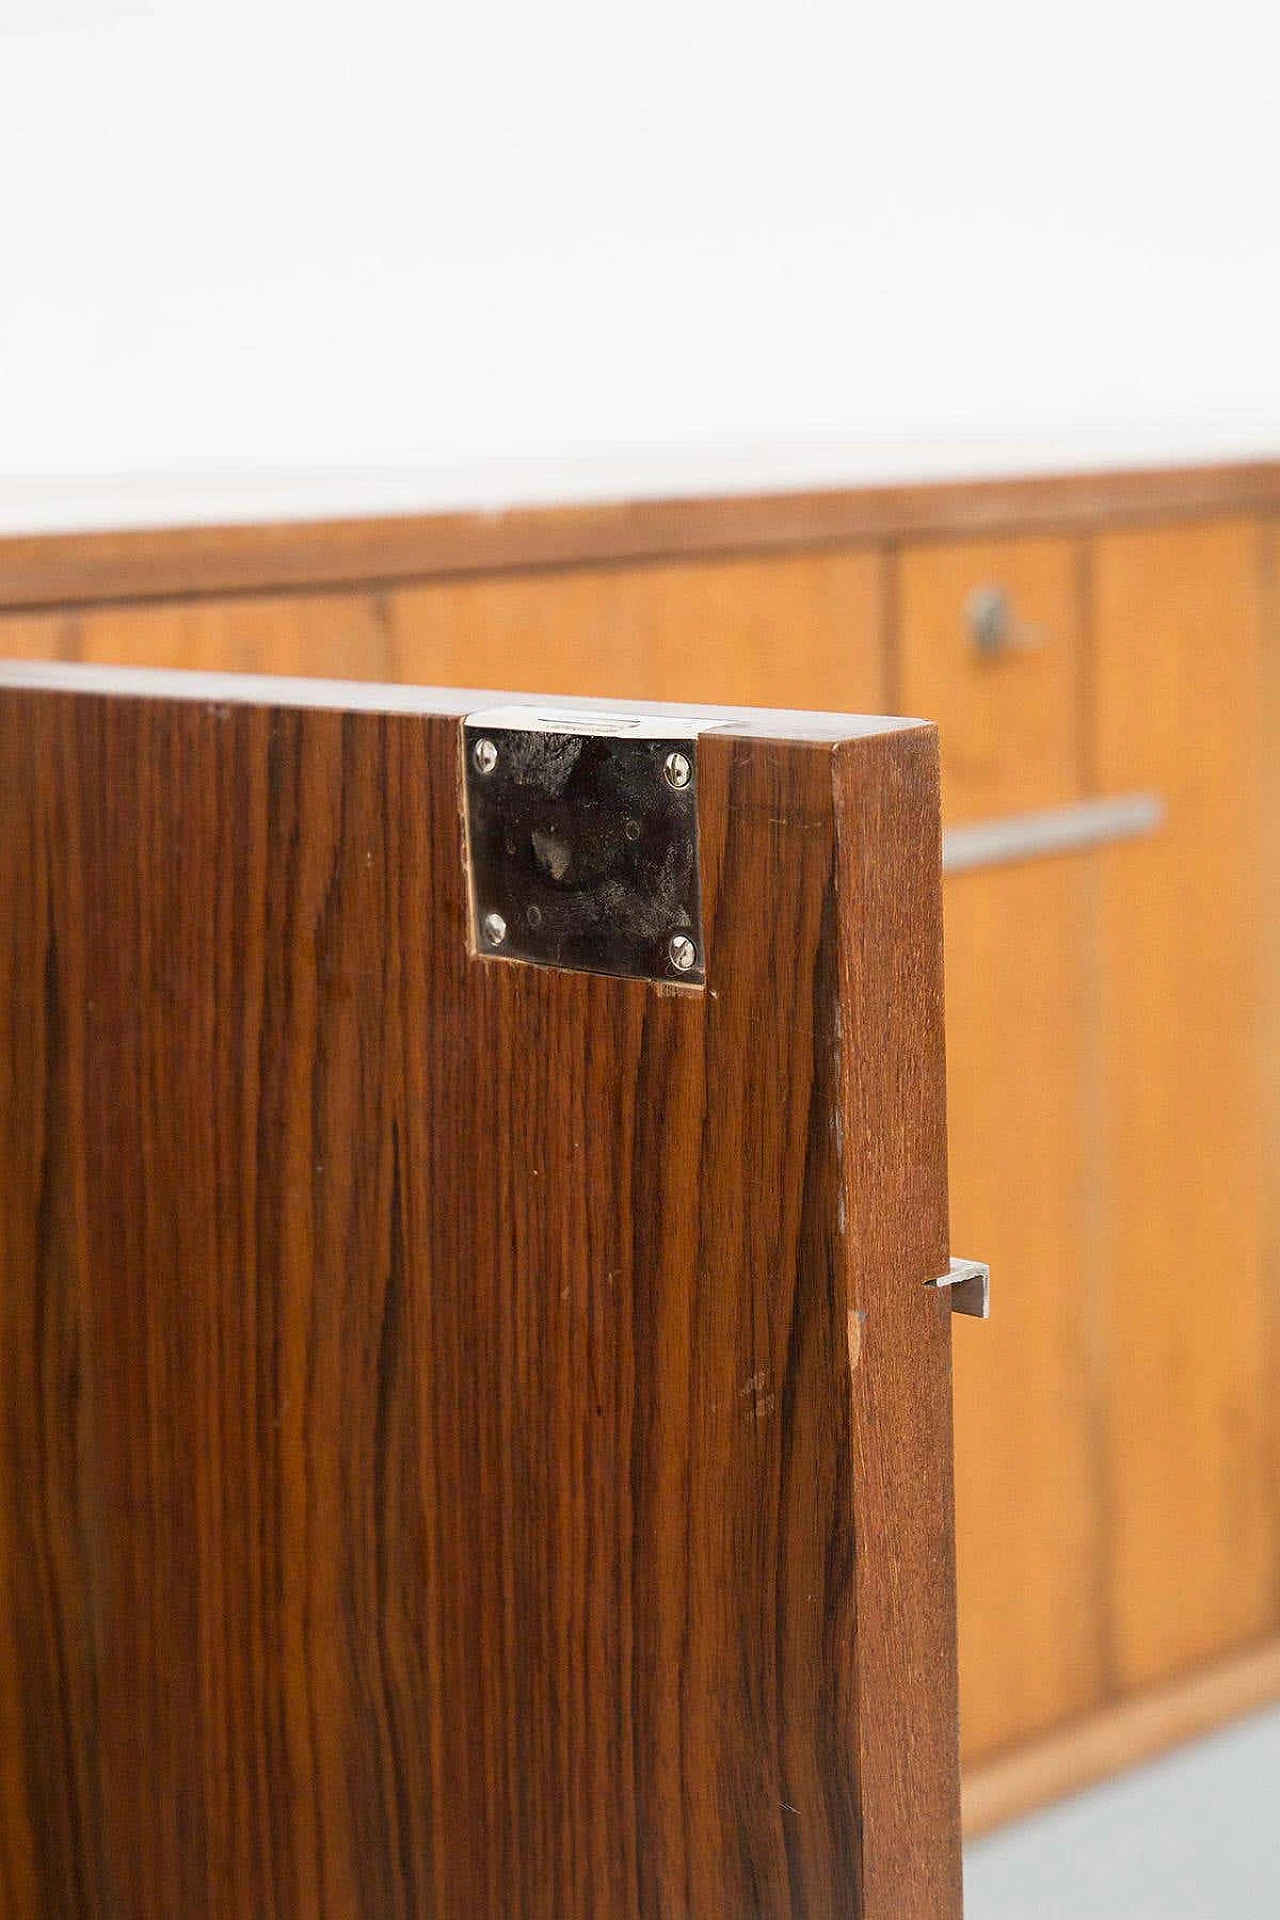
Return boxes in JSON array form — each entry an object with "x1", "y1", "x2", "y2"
[
  {"x1": 897, "y1": 535, "x2": 1085, "y2": 822},
  {"x1": 0, "y1": 663, "x2": 961, "y2": 1919},
  {"x1": 898, "y1": 537, "x2": 1105, "y2": 1764},
  {"x1": 387, "y1": 550, "x2": 888, "y2": 712},
  {"x1": 942, "y1": 858, "x2": 1104, "y2": 1762},
  {"x1": 1093, "y1": 519, "x2": 1276, "y2": 1689},
  {"x1": 0, "y1": 547, "x2": 888, "y2": 718}
]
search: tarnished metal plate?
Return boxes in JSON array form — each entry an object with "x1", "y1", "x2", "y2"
[{"x1": 463, "y1": 709, "x2": 705, "y2": 985}]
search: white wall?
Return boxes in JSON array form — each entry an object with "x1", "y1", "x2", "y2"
[{"x1": 2, "y1": 0, "x2": 1278, "y2": 521}]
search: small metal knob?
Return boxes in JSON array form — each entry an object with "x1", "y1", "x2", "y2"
[
  {"x1": 966, "y1": 585, "x2": 1012, "y2": 656},
  {"x1": 668, "y1": 932, "x2": 697, "y2": 973},
  {"x1": 965, "y1": 585, "x2": 1044, "y2": 659}
]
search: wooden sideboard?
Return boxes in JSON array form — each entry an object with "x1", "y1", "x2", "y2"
[{"x1": 3, "y1": 459, "x2": 1277, "y2": 1831}]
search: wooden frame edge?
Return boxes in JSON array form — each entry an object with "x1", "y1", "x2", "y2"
[
  {"x1": 961, "y1": 1637, "x2": 1280, "y2": 1840},
  {"x1": 2, "y1": 461, "x2": 1279, "y2": 613},
  {"x1": 834, "y1": 723, "x2": 963, "y2": 1918}
]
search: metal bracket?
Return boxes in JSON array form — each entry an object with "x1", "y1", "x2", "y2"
[
  {"x1": 930, "y1": 1257, "x2": 990, "y2": 1319},
  {"x1": 463, "y1": 707, "x2": 705, "y2": 986}
]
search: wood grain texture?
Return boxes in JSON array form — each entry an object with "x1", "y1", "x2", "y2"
[
  {"x1": 897, "y1": 532, "x2": 1101, "y2": 1764},
  {"x1": 0, "y1": 675, "x2": 959, "y2": 1917},
  {"x1": 0, "y1": 610, "x2": 76, "y2": 662},
  {"x1": 3, "y1": 461, "x2": 1279, "y2": 612},
  {"x1": 1094, "y1": 518, "x2": 1276, "y2": 1689},
  {"x1": 0, "y1": 550, "x2": 886, "y2": 716},
  {"x1": 386, "y1": 551, "x2": 887, "y2": 711},
  {"x1": 833, "y1": 728, "x2": 962, "y2": 1917},
  {"x1": 944, "y1": 861, "x2": 1105, "y2": 1763},
  {"x1": 896, "y1": 534, "x2": 1086, "y2": 822},
  {"x1": 1262, "y1": 517, "x2": 1280, "y2": 1672},
  {"x1": 0, "y1": 591, "x2": 394, "y2": 682},
  {"x1": 7, "y1": 494, "x2": 1277, "y2": 1823}
]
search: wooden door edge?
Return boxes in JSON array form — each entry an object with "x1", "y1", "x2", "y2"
[{"x1": 832, "y1": 724, "x2": 963, "y2": 1918}]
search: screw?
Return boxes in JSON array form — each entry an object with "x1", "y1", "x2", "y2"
[
  {"x1": 663, "y1": 750, "x2": 692, "y2": 792},
  {"x1": 482, "y1": 911, "x2": 507, "y2": 947},
  {"x1": 473, "y1": 737, "x2": 499, "y2": 775},
  {"x1": 668, "y1": 932, "x2": 697, "y2": 973}
]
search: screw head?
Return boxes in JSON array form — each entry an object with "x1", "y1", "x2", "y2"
[
  {"x1": 482, "y1": 911, "x2": 507, "y2": 947},
  {"x1": 473, "y1": 737, "x2": 499, "y2": 775},
  {"x1": 663, "y1": 750, "x2": 692, "y2": 792},
  {"x1": 668, "y1": 932, "x2": 697, "y2": 973}
]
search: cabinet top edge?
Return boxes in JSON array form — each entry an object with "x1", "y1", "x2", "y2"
[
  {"x1": 0, "y1": 659, "x2": 927, "y2": 745},
  {"x1": 1, "y1": 457, "x2": 1278, "y2": 613}
]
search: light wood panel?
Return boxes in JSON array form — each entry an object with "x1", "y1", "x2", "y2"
[
  {"x1": 944, "y1": 860, "x2": 1105, "y2": 1762},
  {"x1": 1263, "y1": 520, "x2": 1280, "y2": 1657},
  {"x1": 0, "y1": 592, "x2": 393, "y2": 679},
  {"x1": 897, "y1": 535, "x2": 1084, "y2": 821},
  {"x1": 0, "y1": 666, "x2": 959, "y2": 1916},
  {"x1": 70, "y1": 590, "x2": 393, "y2": 679},
  {"x1": 0, "y1": 550, "x2": 887, "y2": 715},
  {"x1": 1094, "y1": 518, "x2": 1276, "y2": 1689},
  {"x1": 899, "y1": 531, "x2": 1098, "y2": 1765},
  {"x1": 0, "y1": 610, "x2": 76, "y2": 660},
  {"x1": 387, "y1": 550, "x2": 886, "y2": 710}
]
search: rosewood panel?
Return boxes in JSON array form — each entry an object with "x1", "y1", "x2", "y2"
[{"x1": 0, "y1": 668, "x2": 959, "y2": 1917}]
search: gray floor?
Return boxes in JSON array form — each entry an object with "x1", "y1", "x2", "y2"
[{"x1": 964, "y1": 1705, "x2": 1280, "y2": 1919}]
